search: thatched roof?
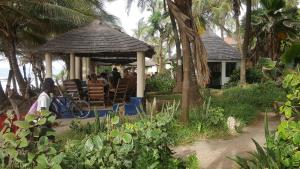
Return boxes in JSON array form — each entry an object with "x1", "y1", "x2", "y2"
[
  {"x1": 201, "y1": 32, "x2": 241, "y2": 61},
  {"x1": 37, "y1": 21, "x2": 154, "y2": 61}
]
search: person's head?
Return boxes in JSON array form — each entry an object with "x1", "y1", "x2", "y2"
[
  {"x1": 91, "y1": 73, "x2": 97, "y2": 80},
  {"x1": 113, "y1": 67, "x2": 118, "y2": 72},
  {"x1": 100, "y1": 73, "x2": 107, "y2": 78},
  {"x1": 42, "y1": 78, "x2": 55, "y2": 94}
]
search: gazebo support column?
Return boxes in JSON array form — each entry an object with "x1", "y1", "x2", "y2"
[
  {"x1": 70, "y1": 53, "x2": 75, "y2": 79},
  {"x1": 75, "y1": 56, "x2": 81, "y2": 79},
  {"x1": 82, "y1": 58, "x2": 87, "y2": 81},
  {"x1": 87, "y1": 58, "x2": 91, "y2": 76},
  {"x1": 90, "y1": 62, "x2": 95, "y2": 74},
  {"x1": 137, "y1": 52, "x2": 145, "y2": 97},
  {"x1": 45, "y1": 53, "x2": 52, "y2": 78},
  {"x1": 221, "y1": 61, "x2": 226, "y2": 87}
]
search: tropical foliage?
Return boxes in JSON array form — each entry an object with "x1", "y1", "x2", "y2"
[
  {"x1": 146, "y1": 71, "x2": 176, "y2": 93},
  {"x1": 250, "y1": 0, "x2": 300, "y2": 62},
  {"x1": 0, "y1": 102, "x2": 199, "y2": 169},
  {"x1": 233, "y1": 70, "x2": 300, "y2": 169}
]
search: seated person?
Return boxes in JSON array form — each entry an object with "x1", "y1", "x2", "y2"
[
  {"x1": 111, "y1": 67, "x2": 121, "y2": 88},
  {"x1": 37, "y1": 78, "x2": 55, "y2": 112},
  {"x1": 90, "y1": 73, "x2": 97, "y2": 80},
  {"x1": 98, "y1": 73, "x2": 109, "y2": 94}
]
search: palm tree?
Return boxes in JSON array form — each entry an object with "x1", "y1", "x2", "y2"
[
  {"x1": 128, "y1": 0, "x2": 210, "y2": 124},
  {"x1": 240, "y1": 0, "x2": 252, "y2": 85},
  {"x1": 0, "y1": 0, "x2": 116, "y2": 96},
  {"x1": 250, "y1": 0, "x2": 299, "y2": 62}
]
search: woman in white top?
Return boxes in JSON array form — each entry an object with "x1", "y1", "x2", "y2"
[{"x1": 37, "y1": 78, "x2": 55, "y2": 111}]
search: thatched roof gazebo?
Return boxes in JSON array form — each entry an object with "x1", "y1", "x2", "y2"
[
  {"x1": 201, "y1": 32, "x2": 240, "y2": 62},
  {"x1": 37, "y1": 21, "x2": 155, "y2": 97},
  {"x1": 201, "y1": 32, "x2": 241, "y2": 88}
]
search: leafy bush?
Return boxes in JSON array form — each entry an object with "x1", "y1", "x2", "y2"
[
  {"x1": 173, "y1": 97, "x2": 228, "y2": 144},
  {"x1": 233, "y1": 71, "x2": 300, "y2": 169},
  {"x1": 0, "y1": 111, "x2": 63, "y2": 169},
  {"x1": 146, "y1": 71, "x2": 175, "y2": 92},
  {"x1": 62, "y1": 102, "x2": 193, "y2": 169},
  {"x1": 183, "y1": 154, "x2": 200, "y2": 169},
  {"x1": 225, "y1": 67, "x2": 263, "y2": 87},
  {"x1": 212, "y1": 82, "x2": 286, "y2": 124},
  {"x1": 0, "y1": 102, "x2": 198, "y2": 169}
]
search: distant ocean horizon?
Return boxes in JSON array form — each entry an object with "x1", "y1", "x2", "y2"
[{"x1": 0, "y1": 61, "x2": 65, "y2": 91}]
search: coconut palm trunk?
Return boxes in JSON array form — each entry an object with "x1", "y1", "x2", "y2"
[
  {"x1": 233, "y1": 0, "x2": 245, "y2": 85},
  {"x1": 174, "y1": 0, "x2": 193, "y2": 124},
  {"x1": 4, "y1": 37, "x2": 27, "y2": 95},
  {"x1": 158, "y1": 35, "x2": 164, "y2": 73},
  {"x1": 169, "y1": 10, "x2": 183, "y2": 93},
  {"x1": 241, "y1": 0, "x2": 251, "y2": 84}
]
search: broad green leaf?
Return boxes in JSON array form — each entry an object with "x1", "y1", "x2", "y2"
[
  {"x1": 3, "y1": 133, "x2": 16, "y2": 142},
  {"x1": 14, "y1": 121, "x2": 30, "y2": 129},
  {"x1": 40, "y1": 110, "x2": 51, "y2": 117},
  {"x1": 6, "y1": 148, "x2": 18, "y2": 158},
  {"x1": 28, "y1": 152, "x2": 35, "y2": 163},
  {"x1": 85, "y1": 138, "x2": 94, "y2": 152},
  {"x1": 18, "y1": 137, "x2": 28, "y2": 148},
  {"x1": 93, "y1": 135, "x2": 103, "y2": 150},
  {"x1": 25, "y1": 114, "x2": 36, "y2": 122},
  {"x1": 17, "y1": 130, "x2": 30, "y2": 138},
  {"x1": 48, "y1": 116, "x2": 56, "y2": 123},
  {"x1": 111, "y1": 129, "x2": 120, "y2": 137},
  {"x1": 111, "y1": 116, "x2": 120, "y2": 125},
  {"x1": 36, "y1": 154, "x2": 48, "y2": 165},
  {"x1": 52, "y1": 164, "x2": 62, "y2": 169},
  {"x1": 122, "y1": 133, "x2": 132, "y2": 144},
  {"x1": 37, "y1": 118, "x2": 47, "y2": 125},
  {"x1": 51, "y1": 153, "x2": 64, "y2": 165}
]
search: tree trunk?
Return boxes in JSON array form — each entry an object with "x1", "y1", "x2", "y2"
[
  {"x1": 170, "y1": 9, "x2": 183, "y2": 93},
  {"x1": 0, "y1": 81, "x2": 9, "y2": 112},
  {"x1": 5, "y1": 38, "x2": 27, "y2": 95},
  {"x1": 235, "y1": 16, "x2": 245, "y2": 85},
  {"x1": 0, "y1": 81, "x2": 8, "y2": 103},
  {"x1": 220, "y1": 26, "x2": 224, "y2": 39},
  {"x1": 158, "y1": 36, "x2": 164, "y2": 73},
  {"x1": 241, "y1": 0, "x2": 251, "y2": 85},
  {"x1": 174, "y1": 0, "x2": 192, "y2": 125}
]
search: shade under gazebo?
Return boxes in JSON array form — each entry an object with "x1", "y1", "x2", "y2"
[{"x1": 36, "y1": 20, "x2": 154, "y2": 97}]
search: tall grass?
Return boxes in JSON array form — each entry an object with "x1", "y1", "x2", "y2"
[{"x1": 211, "y1": 81, "x2": 286, "y2": 124}]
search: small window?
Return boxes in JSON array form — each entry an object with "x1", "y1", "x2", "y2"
[{"x1": 226, "y1": 62, "x2": 237, "y2": 77}]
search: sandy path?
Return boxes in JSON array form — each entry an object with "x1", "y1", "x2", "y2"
[{"x1": 173, "y1": 113, "x2": 279, "y2": 169}]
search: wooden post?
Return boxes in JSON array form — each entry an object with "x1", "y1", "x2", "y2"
[
  {"x1": 75, "y1": 56, "x2": 80, "y2": 79},
  {"x1": 45, "y1": 53, "x2": 52, "y2": 78},
  {"x1": 70, "y1": 53, "x2": 75, "y2": 79},
  {"x1": 87, "y1": 58, "x2": 91, "y2": 76},
  {"x1": 82, "y1": 58, "x2": 87, "y2": 81},
  {"x1": 221, "y1": 61, "x2": 226, "y2": 86},
  {"x1": 137, "y1": 52, "x2": 145, "y2": 97}
]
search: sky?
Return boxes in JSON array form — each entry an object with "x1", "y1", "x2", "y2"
[{"x1": 105, "y1": 0, "x2": 151, "y2": 36}]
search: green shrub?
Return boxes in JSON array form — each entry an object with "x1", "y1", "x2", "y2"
[
  {"x1": 232, "y1": 71, "x2": 300, "y2": 169},
  {"x1": 173, "y1": 98, "x2": 228, "y2": 144},
  {"x1": 212, "y1": 82, "x2": 286, "y2": 124},
  {"x1": 183, "y1": 154, "x2": 200, "y2": 169},
  {"x1": 146, "y1": 71, "x2": 175, "y2": 92},
  {"x1": 0, "y1": 111, "x2": 63, "y2": 169},
  {"x1": 225, "y1": 67, "x2": 263, "y2": 87},
  {"x1": 62, "y1": 103, "x2": 189, "y2": 169},
  {"x1": 0, "y1": 102, "x2": 196, "y2": 169}
]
